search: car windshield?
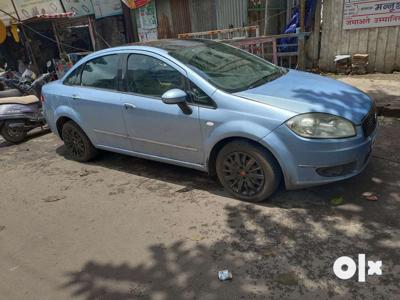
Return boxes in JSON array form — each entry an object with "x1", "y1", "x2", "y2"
[{"x1": 168, "y1": 41, "x2": 284, "y2": 93}]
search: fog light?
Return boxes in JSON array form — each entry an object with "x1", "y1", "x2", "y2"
[{"x1": 316, "y1": 162, "x2": 357, "y2": 177}]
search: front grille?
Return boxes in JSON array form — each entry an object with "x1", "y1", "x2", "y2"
[{"x1": 362, "y1": 105, "x2": 377, "y2": 137}]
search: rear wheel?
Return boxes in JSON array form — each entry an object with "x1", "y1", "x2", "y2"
[
  {"x1": 216, "y1": 140, "x2": 281, "y2": 202},
  {"x1": 1, "y1": 121, "x2": 27, "y2": 144},
  {"x1": 61, "y1": 121, "x2": 98, "y2": 162}
]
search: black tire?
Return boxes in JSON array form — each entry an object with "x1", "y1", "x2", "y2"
[
  {"x1": 216, "y1": 140, "x2": 281, "y2": 202},
  {"x1": 1, "y1": 121, "x2": 27, "y2": 144},
  {"x1": 61, "y1": 121, "x2": 98, "y2": 162}
]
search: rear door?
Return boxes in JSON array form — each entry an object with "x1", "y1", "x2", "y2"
[{"x1": 69, "y1": 54, "x2": 130, "y2": 150}]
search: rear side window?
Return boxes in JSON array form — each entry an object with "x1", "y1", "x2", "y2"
[
  {"x1": 81, "y1": 55, "x2": 118, "y2": 90},
  {"x1": 127, "y1": 54, "x2": 186, "y2": 97},
  {"x1": 63, "y1": 66, "x2": 82, "y2": 86}
]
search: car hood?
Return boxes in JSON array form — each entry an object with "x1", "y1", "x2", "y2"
[{"x1": 235, "y1": 70, "x2": 372, "y2": 124}]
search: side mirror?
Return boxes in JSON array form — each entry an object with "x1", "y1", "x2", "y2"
[{"x1": 161, "y1": 89, "x2": 192, "y2": 115}]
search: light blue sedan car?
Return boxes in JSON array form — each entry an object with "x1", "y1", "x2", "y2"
[{"x1": 42, "y1": 39, "x2": 377, "y2": 202}]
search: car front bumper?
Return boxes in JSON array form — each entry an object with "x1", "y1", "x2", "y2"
[{"x1": 261, "y1": 123, "x2": 377, "y2": 190}]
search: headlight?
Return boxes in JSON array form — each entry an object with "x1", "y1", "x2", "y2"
[{"x1": 286, "y1": 113, "x2": 356, "y2": 139}]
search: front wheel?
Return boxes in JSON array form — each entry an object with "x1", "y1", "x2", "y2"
[
  {"x1": 1, "y1": 121, "x2": 27, "y2": 143},
  {"x1": 216, "y1": 140, "x2": 281, "y2": 202}
]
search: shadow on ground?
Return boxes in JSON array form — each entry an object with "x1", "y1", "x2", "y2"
[
  {"x1": 61, "y1": 190, "x2": 400, "y2": 299},
  {"x1": 58, "y1": 149, "x2": 400, "y2": 298}
]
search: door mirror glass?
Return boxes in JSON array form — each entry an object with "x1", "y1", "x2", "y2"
[{"x1": 161, "y1": 89, "x2": 188, "y2": 105}]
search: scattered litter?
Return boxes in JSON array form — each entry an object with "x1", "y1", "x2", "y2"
[
  {"x1": 218, "y1": 270, "x2": 233, "y2": 281},
  {"x1": 79, "y1": 169, "x2": 90, "y2": 177},
  {"x1": 176, "y1": 187, "x2": 193, "y2": 193},
  {"x1": 43, "y1": 195, "x2": 66, "y2": 203},
  {"x1": 79, "y1": 169, "x2": 99, "y2": 177},
  {"x1": 190, "y1": 234, "x2": 205, "y2": 242},
  {"x1": 330, "y1": 196, "x2": 345, "y2": 206},
  {"x1": 9, "y1": 266, "x2": 20, "y2": 272},
  {"x1": 362, "y1": 192, "x2": 379, "y2": 201},
  {"x1": 263, "y1": 249, "x2": 276, "y2": 257},
  {"x1": 275, "y1": 272, "x2": 299, "y2": 286},
  {"x1": 334, "y1": 55, "x2": 351, "y2": 62}
]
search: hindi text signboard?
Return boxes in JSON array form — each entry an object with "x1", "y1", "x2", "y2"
[{"x1": 343, "y1": 0, "x2": 400, "y2": 30}]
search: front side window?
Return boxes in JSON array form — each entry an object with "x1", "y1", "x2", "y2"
[
  {"x1": 81, "y1": 55, "x2": 118, "y2": 90},
  {"x1": 169, "y1": 41, "x2": 284, "y2": 93},
  {"x1": 127, "y1": 54, "x2": 186, "y2": 97}
]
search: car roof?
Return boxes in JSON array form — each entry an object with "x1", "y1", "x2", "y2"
[
  {"x1": 136, "y1": 39, "x2": 217, "y2": 51},
  {"x1": 90, "y1": 39, "x2": 216, "y2": 57}
]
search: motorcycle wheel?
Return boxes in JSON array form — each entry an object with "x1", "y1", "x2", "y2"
[{"x1": 1, "y1": 121, "x2": 27, "y2": 143}]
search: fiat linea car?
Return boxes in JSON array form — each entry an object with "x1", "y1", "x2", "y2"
[{"x1": 42, "y1": 39, "x2": 377, "y2": 202}]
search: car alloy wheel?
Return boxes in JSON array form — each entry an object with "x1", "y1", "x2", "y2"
[
  {"x1": 63, "y1": 127, "x2": 86, "y2": 159},
  {"x1": 61, "y1": 121, "x2": 98, "y2": 162},
  {"x1": 223, "y1": 152, "x2": 265, "y2": 197},
  {"x1": 216, "y1": 140, "x2": 281, "y2": 202}
]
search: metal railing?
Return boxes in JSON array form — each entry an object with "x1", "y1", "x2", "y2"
[
  {"x1": 179, "y1": 27, "x2": 310, "y2": 69},
  {"x1": 222, "y1": 32, "x2": 311, "y2": 69},
  {"x1": 178, "y1": 25, "x2": 259, "y2": 40}
]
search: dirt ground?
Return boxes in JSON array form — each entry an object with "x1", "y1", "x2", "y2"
[{"x1": 0, "y1": 117, "x2": 399, "y2": 300}]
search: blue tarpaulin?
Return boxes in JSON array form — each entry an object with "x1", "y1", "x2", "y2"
[{"x1": 278, "y1": 0, "x2": 316, "y2": 53}]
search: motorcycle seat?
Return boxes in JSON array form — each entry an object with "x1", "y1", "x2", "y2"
[{"x1": 0, "y1": 95, "x2": 39, "y2": 105}]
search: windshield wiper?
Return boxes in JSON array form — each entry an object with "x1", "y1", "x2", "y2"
[{"x1": 247, "y1": 71, "x2": 282, "y2": 90}]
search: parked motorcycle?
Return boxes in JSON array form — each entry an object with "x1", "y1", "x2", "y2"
[{"x1": 0, "y1": 68, "x2": 53, "y2": 144}]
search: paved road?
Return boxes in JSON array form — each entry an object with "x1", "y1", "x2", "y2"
[{"x1": 0, "y1": 118, "x2": 399, "y2": 299}]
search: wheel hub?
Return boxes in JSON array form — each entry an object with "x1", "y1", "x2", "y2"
[{"x1": 223, "y1": 152, "x2": 265, "y2": 196}]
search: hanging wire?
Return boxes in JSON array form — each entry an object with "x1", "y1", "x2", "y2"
[{"x1": 21, "y1": 23, "x2": 91, "y2": 52}]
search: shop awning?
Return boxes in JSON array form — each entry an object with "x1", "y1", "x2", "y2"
[{"x1": 24, "y1": 12, "x2": 75, "y2": 22}]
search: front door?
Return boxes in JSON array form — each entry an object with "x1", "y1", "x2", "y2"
[{"x1": 120, "y1": 52, "x2": 204, "y2": 165}]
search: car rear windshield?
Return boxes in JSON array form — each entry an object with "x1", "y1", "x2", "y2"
[{"x1": 169, "y1": 41, "x2": 284, "y2": 93}]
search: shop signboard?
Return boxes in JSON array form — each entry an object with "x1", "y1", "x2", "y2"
[
  {"x1": 135, "y1": 0, "x2": 157, "y2": 42},
  {"x1": 0, "y1": 0, "x2": 18, "y2": 25},
  {"x1": 13, "y1": 0, "x2": 65, "y2": 20},
  {"x1": 61, "y1": 0, "x2": 94, "y2": 17},
  {"x1": 343, "y1": 0, "x2": 400, "y2": 29},
  {"x1": 91, "y1": 0, "x2": 123, "y2": 19},
  {"x1": 121, "y1": 0, "x2": 151, "y2": 9}
]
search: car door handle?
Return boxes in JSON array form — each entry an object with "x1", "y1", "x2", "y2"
[
  {"x1": 72, "y1": 94, "x2": 80, "y2": 100},
  {"x1": 124, "y1": 103, "x2": 136, "y2": 110}
]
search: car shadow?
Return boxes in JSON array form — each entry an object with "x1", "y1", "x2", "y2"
[
  {"x1": 55, "y1": 141, "x2": 398, "y2": 215},
  {"x1": 56, "y1": 144, "x2": 232, "y2": 199}
]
